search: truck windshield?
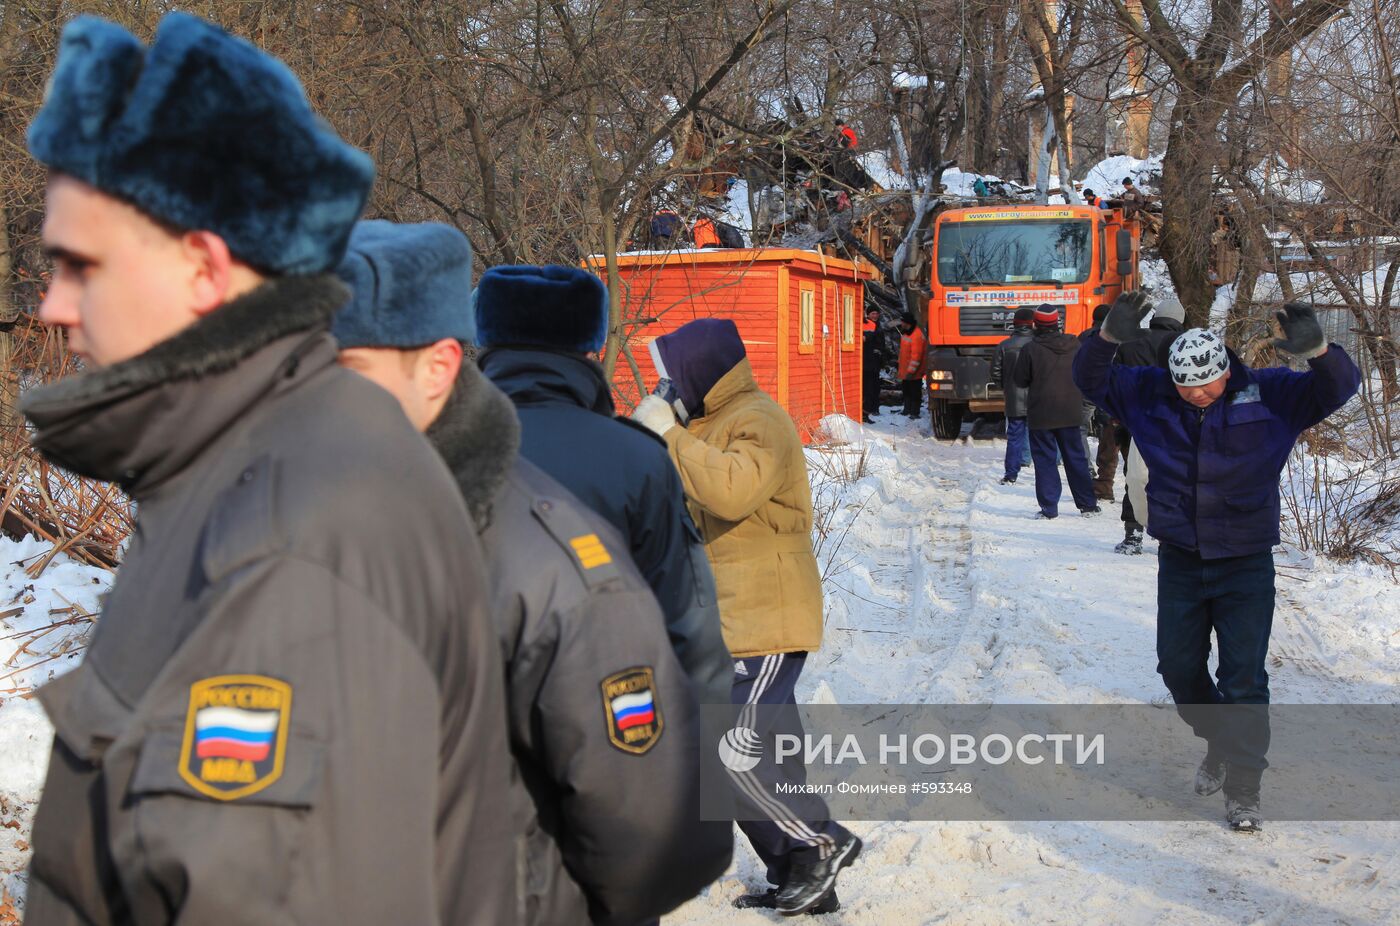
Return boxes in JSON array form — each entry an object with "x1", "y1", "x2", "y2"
[{"x1": 936, "y1": 219, "x2": 1093, "y2": 286}]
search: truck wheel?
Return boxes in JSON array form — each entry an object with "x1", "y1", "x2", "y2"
[{"x1": 930, "y1": 400, "x2": 965, "y2": 439}]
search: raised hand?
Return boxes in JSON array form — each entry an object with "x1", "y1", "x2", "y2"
[
  {"x1": 1272, "y1": 302, "x2": 1327, "y2": 360},
  {"x1": 1100, "y1": 291, "x2": 1152, "y2": 344}
]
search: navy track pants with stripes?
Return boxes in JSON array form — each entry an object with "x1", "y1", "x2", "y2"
[{"x1": 730, "y1": 652, "x2": 851, "y2": 885}]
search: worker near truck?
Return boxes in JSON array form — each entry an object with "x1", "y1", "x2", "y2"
[
  {"x1": 332, "y1": 220, "x2": 732, "y2": 925},
  {"x1": 897, "y1": 312, "x2": 928, "y2": 418},
  {"x1": 1013, "y1": 306, "x2": 1101, "y2": 519},
  {"x1": 1074, "y1": 293, "x2": 1361, "y2": 831},
  {"x1": 990, "y1": 307, "x2": 1036, "y2": 484},
  {"x1": 1104, "y1": 296, "x2": 1187, "y2": 554}
]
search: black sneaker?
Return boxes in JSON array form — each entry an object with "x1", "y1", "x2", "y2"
[
  {"x1": 734, "y1": 888, "x2": 841, "y2": 914},
  {"x1": 1225, "y1": 790, "x2": 1263, "y2": 832},
  {"x1": 1080, "y1": 506, "x2": 1103, "y2": 518},
  {"x1": 1000, "y1": 475, "x2": 1017, "y2": 485},
  {"x1": 1194, "y1": 753, "x2": 1227, "y2": 796},
  {"x1": 1034, "y1": 511, "x2": 1057, "y2": 520},
  {"x1": 774, "y1": 834, "x2": 862, "y2": 916}
]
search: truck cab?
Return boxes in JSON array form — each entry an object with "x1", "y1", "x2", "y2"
[{"x1": 923, "y1": 203, "x2": 1141, "y2": 438}]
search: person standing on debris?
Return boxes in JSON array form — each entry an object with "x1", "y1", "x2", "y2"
[
  {"x1": 19, "y1": 14, "x2": 515, "y2": 924},
  {"x1": 692, "y1": 215, "x2": 722, "y2": 249},
  {"x1": 631, "y1": 319, "x2": 862, "y2": 917},
  {"x1": 1013, "y1": 306, "x2": 1101, "y2": 519},
  {"x1": 897, "y1": 312, "x2": 928, "y2": 418},
  {"x1": 836, "y1": 119, "x2": 858, "y2": 150},
  {"x1": 651, "y1": 208, "x2": 685, "y2": 246},
  {"x1": 476, "y1": 266, "x2": 731, "y2": 707},
  {"x1": 1120, "y1": 177, "x2": 1144, "y2": 213},
  {"x1": 1075, "y1": 293, "x2": 1361, "y2": 831},
  {"x1": 1106, "y1": 295, "x2": 1187, "y2": 554},
  {"x1": 332, "y1": 220, "x2": 732, "y2": 926},
  {"x1": 861, "y1": 306, "x2": 886, "y2": 422},
  {"x1": 990, "y1": 307, "x2": 1036, "y2": 484}
]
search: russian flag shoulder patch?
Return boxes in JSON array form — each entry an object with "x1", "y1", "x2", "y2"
[
  {"x1": 179, "y1": 674, "x2": 292, "y2": 801},
  {"x1": 601, "y1": 666, "x2": 662, "y2": 755}
]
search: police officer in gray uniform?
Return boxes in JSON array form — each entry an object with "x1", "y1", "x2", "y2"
[
  {"x1": 333, "y1": 220, "x2": 733, "y2": 925},
  {"x1": 20, "y1": 15, "x2": 515, "y2": 925}
]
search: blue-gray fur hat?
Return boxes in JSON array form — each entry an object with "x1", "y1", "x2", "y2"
[
  {"x1": 332, "y1": 220, "x2": 474, "y2": 349},
  {"x1": 27, "y1": 12, "x2": 374, "y2": 275},
  {"x1": 474, "y1": 266, "x2": 608, "y2": 354}
]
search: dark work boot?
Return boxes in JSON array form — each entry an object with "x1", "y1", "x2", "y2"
[
  {"x1": 1194, "y1": 749, "x2": 1227, "y2": 796},
  {"x1": 1223, "y1": 766, "x2": 1264, "y2": 832},
  {"x1": 775, "y1": 833, "x2": 862, "y2": 916},
  {"x1": 734, "y1": 888, "x2": 841, "y2": 914}
]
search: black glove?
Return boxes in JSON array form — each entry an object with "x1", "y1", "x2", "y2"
[
  {"x1": 1272, "y1": 302, "x2": 1327, "y2": 360},
  {"x1": 1099, "y1": 291, "x2": 1152, "y2": 344}
]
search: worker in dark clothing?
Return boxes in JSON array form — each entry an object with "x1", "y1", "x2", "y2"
[
  {"x1": 990, "y1": 307, "x2": 1036, "y2": 483},
  {"x1": 1013, "y1": 306, "x2": 1100, "y2": 519},
  {"x1": 861, "y1": 306, "x2": 885, "y2": 422},
  {"x1": 1076, "y1": 293, "x2": 1361, "y2": 831},
  {"x1": 333, "y1": 220, "x2": 732, "y2": 926},
  {"x1": 1120, "y1": 177, "x2": 1144, "y2": 212},
  {"x1": 1105, "y1": 296, "x2": 1187, "y2": 552},
  {"x1": 475, "y1": 265, "x2": 731, "y2": 708},
  {"x1": 1078, "y1": 304, "x2": 1112, "y2": 483},
  {"x1": 651, "y1": 209, "x2": 685, "y2": 246},
  {"x1": 20, "y1": 14, "x2": 516, "y2": 924}
]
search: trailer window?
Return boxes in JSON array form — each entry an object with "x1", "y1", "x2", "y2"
[
  {"x1": 841, "y1": 292, "x2": 856, "y2": 349},
  {"x1": 936, "y1": 220, "x2": 1093, "y2": 286},
  {"x1": 799, "y1": 287, "x2": 815, "y2": 353}
]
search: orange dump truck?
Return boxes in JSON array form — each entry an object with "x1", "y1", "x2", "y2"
[{"x1": 923, "y1": 203, "x2": 1142, "y2": 438}]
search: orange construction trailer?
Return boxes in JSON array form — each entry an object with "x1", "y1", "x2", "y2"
[{"x1": 593, "y1": 249, "x2": 877, "y2": 442}]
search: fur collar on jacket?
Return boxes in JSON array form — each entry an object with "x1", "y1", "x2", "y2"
[{"x1": 425, "y1": 363, "x2": 521, "y2": 530}]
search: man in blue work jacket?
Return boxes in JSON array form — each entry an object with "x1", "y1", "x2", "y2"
[{"x1": 1074, "y1": 293, "x2": 1361, "y2": 831}]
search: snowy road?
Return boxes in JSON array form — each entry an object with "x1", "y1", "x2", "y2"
[{"x1": 667, "y1": 411, "x2": 1399, "y2": 925}]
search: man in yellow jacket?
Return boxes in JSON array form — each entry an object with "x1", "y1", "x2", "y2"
[{"x1": 632, "y1": 318, "x2": 860, "y2": 917}]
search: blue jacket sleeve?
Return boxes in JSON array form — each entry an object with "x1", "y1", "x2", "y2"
[
  {"x1": 1252, "y1": 344, "x2": 1362, "y2": 432},
  {"x1": 1072, "y1": 333, "x2": 1153, "y2": 423}
]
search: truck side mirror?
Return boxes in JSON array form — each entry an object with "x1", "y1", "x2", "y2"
[{"x1": 1116, "y1": 229, "x2": 1133, "y2": 278}]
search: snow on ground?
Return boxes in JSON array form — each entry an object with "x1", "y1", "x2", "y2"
[
  {"x1": 666, "y1": 411, "x2": 1399, "y2": 925},
  {"x1": 0, "y1": 536, "x2": 109, "y2": 909},
  {"x1": 0, "y1": 416, "x2": 1396, "y2": 923}
]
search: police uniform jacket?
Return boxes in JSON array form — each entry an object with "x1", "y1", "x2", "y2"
[
  {"x1": 20, "y1": 277, "x2": 516, "y2": 925},
  {"x1": 479, "y1": 348, "x2": 731, "y2": 707},
  {"x1": 426, "y1": 365, "x2": 732, "y2": 925}
]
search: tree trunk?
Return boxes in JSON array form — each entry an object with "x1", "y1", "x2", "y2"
[{"x1": 1158, "y1": 96, "x2": 1226, "y2": 326}]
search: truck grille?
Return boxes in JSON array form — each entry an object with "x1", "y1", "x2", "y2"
[{"x1": 958, "y1": 306, "x2": 1017, "y2": 337}]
